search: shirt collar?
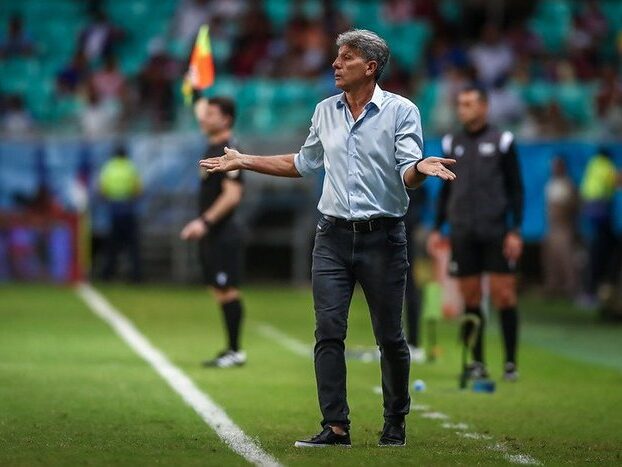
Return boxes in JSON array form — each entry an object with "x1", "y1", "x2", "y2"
[{"x1": 336, "y1": 84, "x2": 384, "y2": 110}]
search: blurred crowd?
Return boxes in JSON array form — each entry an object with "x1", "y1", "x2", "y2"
[
  {"x1": 543, "y1": 149, "x2": 622, "y2": 308},
  {"x1": 0, "y1": 0, "x2": 621, "y2": 137}
]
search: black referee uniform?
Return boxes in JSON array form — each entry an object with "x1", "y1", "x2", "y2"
[
  {"x1": 435, "y1": 124, "x2": 524, "y2": 370},
  {"x1": 435, "y1": 125, "x2": 523, "y2": 276},
  {"x1": 198, "y1": 140, "x2": 244, "y2": 289}
]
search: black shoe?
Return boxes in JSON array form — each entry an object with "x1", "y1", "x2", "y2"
[
  {"x1": 378, "y1": 422, "x2": 406, "y2": 447},
  {"x1": 467, "y1": 361, "x2": 489, "y2": 380},
  {"x1": 503, "y1": 362, "x2": 519, "y2": 382},
  {"x1": 294, "y1": 426, "x2": 351, "y2": 448}
]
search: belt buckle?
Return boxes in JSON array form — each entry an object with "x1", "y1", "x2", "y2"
[{"x1": 353, "y1": 220, "x2": 373, "y2": 233}]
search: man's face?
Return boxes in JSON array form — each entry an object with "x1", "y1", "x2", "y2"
[
  {"x1": 195, "y1": 100, "x2": 230, "y2": 135},
  {"x1": 456, "y1": 91, "x2": 488, "y2": 126},
  {"x1": 332, "y1": 45, "x2": 375, "y2": 91}
]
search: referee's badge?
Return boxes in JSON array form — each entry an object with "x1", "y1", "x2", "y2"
[
  {"x1": 479, "y1": 142, "x2": 496, "y2": 156},
  {"x1": 216, "y1": 272, "x2": 228, "y2": 286}
]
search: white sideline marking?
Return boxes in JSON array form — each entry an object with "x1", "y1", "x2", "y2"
[
  {"x1": 457, "y1": 432, "x2": 492, "y2": 440},
  {"x1": 488, "y1": 443, "x2": 542, "y2": 465},
  {"x1": 256, "y1": 322, "x2": 312, "y2": 358},
  {"x1": 420, "y1": 411, "x2": 450, "y2": 420},
  {"x1": 506, "y1": 454, "x2": 542, "y2": 465},
  {"x1": 411, "y1": 404, "x2": 430, "y2": 412},
  {"x1": 442, "y1": 422, "x2": 469, "y2": 430},
  {"x1": 372, "y1": 386, "x2": 383, "y2": 395},
  {"x1": 76, "y1": 284, "x2": 281, "y2": 467}
]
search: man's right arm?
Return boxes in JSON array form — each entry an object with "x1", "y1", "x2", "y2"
[
  {"x1": 199, "y1": 148, "x2": 301, "y2": 177},
  {"x1": 239, "y1": 152, "x2": 300, "y2": 177},
  {"x1": 200, "y1": 106, "x2": 324, "y2": 178}
]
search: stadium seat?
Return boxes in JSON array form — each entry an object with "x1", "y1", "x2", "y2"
[
  {"x1": 555, "y1": 82, "x2": 596, "y2": 125},
  {"x1": 528, "y1": 0, "x2": 572, "y2": 53}
]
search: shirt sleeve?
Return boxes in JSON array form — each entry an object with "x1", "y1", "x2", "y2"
[
  {"x1": 500, "y1": 134, "x2": 524, "y2": 230},
  {"x1": 294, "y1": 106, "x2": 324, "y2": 177},
  {"x1": 434, "y1": 134, "x2": 453, "y2": 229},
  {"x1": 394, "y1": 104, "x2": 424, "y2": 188}
]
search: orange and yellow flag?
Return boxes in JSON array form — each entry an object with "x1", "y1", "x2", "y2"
[{"x1": 182, "y1": 25, "x2": 215, "y2": 104}]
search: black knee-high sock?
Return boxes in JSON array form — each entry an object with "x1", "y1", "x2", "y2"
[
  {"x1": 221, "y1": 299, "x2": 244, "y2": 352},
  {"x1": 499, "y1": 306, "x2": 518, "y2": 364},
  {"x1": 465, "y1": 306, "x2": 485, "y2": 363}
]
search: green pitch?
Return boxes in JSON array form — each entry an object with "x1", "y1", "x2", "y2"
[{"x1": 1, "y1": 283, "x2": 621, "y2": 465}]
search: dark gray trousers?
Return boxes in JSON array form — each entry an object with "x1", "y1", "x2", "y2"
[{"x1": 312, "y1": 216, "x2": 411, "y2": 428}]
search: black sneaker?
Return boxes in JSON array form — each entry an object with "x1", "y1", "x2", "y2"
[
  {"x1": 503, "y1": 362, "x2": 519, "y2": 382},
  {"x1": 294, "y1": 426, "x2": 351, "y2": 448},
  {"x1": 467, "y1": 361, "x2": 490, "y2": 380},
  {"x1": 201, "y1": 350, "x2": 247, "y2": 368},
  {"x1": 378, "y1": 422, "x2": 406, "y2": 447}
]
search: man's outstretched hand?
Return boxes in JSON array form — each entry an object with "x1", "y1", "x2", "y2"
[
  {"x1": 416, "y1": 157, "x2": 457, "y2": 180},
  {"x1": 200, "y1": 147, "x2": 243, "y2": 173}
]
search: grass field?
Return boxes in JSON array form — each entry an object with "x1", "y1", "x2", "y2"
[{"x1": 1, "y1": 283, "x2": 621, "y2": 466}]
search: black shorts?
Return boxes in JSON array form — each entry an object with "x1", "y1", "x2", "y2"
[
  {"x1": 449, "y1": 231, "x2": 516, "y2": 277},
  {"x1": 199, "y1": 222, "x2": 243, "y2": 288}
]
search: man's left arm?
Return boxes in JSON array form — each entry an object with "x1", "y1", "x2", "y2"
[
  {"x1": 180, "y1": 175, "x2": 243, "y2": 240},
  {"x1": 395, "y1": 105, "x2": 456, "y2": 188},
  {"x1": 501, "y1": 138, "x2": 524, "y2": 233},
  {"x1": 501, "y1": 134, "x2": 525, "y2": 261},
  {"x1": 202, "y1": 177, "x2": 243, "y2": 225}
]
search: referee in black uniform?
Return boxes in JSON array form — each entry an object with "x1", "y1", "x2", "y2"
[
  {"x1": 429, "y1": 85, "x2": 524, "y2": 381},
  {"x1": 180, "y1": 97, "x2": 246, "y2": 368}
]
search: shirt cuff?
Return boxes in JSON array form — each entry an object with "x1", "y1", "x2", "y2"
[
  {"x1": 399, "y1": 161, "x2": 418, "y2": 189},
  {"x1": 294, "y1": 152, "x2": 310, "y2": 177}
]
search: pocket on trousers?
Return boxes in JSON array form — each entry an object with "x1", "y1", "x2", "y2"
[
  {"x1": 316, "y1": 216, "x2": 333, "y2": 235},
  {"x1": 386, "y1": 222, "x2": 407, "y2": 246}
]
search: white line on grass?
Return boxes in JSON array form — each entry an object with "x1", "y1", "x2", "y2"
[
  {"x1": 256, "y1": 322, "x2": 312, "y2": 358},
  {"x1": 442, "y1": 422, "x2": 469, "y2": 430},
  {"x1": 76, "y1": 283, "x2": 281, "y2": 467},
  {"x1": 488, "y1": 442, "x2": 543, "y2": 465},
  {"x1": 257, "y1": 320, "x2": 542, "y2": 465},
  {"x1": 411, "y1": 404, "x2": 431, "y2": 412},
  {"x1": 456, "y1": 432, "x2": 493, "y2": 440},
  {"x1": 420, "y1": 411, "x2": 450, "y2": 420}
]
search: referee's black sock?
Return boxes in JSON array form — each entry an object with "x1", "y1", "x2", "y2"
[
  {"x1": 465, "y1": 306, "x2": 485, "y2": 364},
  {"x1": 221, "y1": 299, "x2": 244, "y2": 352},
  {"x1": 499, "y1": 306, "x2": 518, "y2": 365}
]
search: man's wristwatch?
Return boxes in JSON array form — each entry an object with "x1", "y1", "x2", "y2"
[{"x1": 414, "y1": 158, "x2": 425, "y2": 174}]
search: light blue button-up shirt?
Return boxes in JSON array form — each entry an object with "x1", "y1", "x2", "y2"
[{"x1": 294, "y1": 84, "x2": 423, "y2": 221}]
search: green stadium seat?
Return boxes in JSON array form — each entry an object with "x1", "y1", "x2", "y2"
[
  {"x1": 50, "y1": 94, "x2": 83, "y2": 122},
  {"x1": 555, "y1": 83, "x2": 595, "y2": 125},
  {"x1": 523, "y1": 80, "x2": 554, "y2": 107},
  {"x1": 264, "y1": 0, "x2": 292, "y2": 29},
  {"x1": 205, "y1": 77, "x2": 240, "y2": 100},
  {"x1": 413, "y1": 80, "x2": 439, "y2": 130},
  {"x1": 385, "y1": 21, "x2": 431, "y2": 69},
  {"x1": 528, "y1": 0, "x2": 571, "y2": 53},
  {"x1": 0, "y1": 58, "x2": 41, "y2": 94}
]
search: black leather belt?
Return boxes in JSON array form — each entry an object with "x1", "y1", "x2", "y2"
[{"x1": 323, "y1": 215, "x2": 401, "y2": 233}]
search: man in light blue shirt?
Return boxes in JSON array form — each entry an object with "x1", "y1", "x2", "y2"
[
  {"x1": 201, "y1": 29, "x2": 456, "y2": 447},
  {"x1": 294, "y1": 82, "x2": 427, "y2": 220}
]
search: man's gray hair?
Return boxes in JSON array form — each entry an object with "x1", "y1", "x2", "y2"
[{"x1": 336, "y1": 29, "x2": 390, "y2": 81}]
